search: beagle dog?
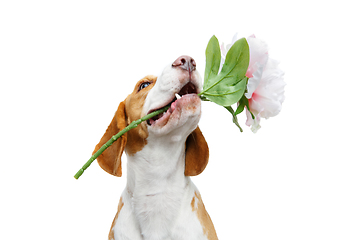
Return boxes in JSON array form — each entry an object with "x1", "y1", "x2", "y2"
[{"x1": 94, "y1": 56, "x2": 218, "y2": 240}]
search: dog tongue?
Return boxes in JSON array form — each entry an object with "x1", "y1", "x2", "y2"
[{"x1": 170, "y1": 100, "x2": 177, "y2": 113}]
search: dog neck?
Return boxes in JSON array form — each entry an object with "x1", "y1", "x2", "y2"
[
  {"x1": 125, "y1": 134, "x2": 189, "y2": 198},
  {"x1": 124, "y1": 135, "x2": 191, "y2": 238}
]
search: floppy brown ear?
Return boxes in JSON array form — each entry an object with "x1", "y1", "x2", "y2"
[
  {"x1": 184, "y1": 126, "x2": 209, "y2": 176},
  {"x1": 93, "y1": 101, "x2": 127, "y2": 177}
]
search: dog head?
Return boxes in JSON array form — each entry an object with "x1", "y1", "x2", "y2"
[{"x1": 93, "y1": 56, "x2": 209, "y2": 177}]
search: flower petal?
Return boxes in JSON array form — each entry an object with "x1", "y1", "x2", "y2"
[
  {"x1": 246, "y1": 35, "x2": 269, "y2": 78},
  {"x1": 245, "y1": 63, "x2": 263, "y2": 99},
  {"x1": 252, "y1": 58, "x2": 285, "y2": 118},
  {"x1": 245, "y1": 107, "x2": 254, "y2": 126},
  {"x1": 245, "y1": 107, "x2": 261, "y2": 133}
]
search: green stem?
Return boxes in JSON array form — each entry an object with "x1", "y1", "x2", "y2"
[
  {"x1": 74, "y1": 106, "x2": 169, "y2": 179},
  {"x1": 224, "y1": 106, "x2": 243, "y2": 132}
]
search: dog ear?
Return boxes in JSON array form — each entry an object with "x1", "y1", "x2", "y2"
[
  {"x1": 93, "y1": 101, "x2": 127, "y2": 177},
  {"x1": 185, "y1": 126, "x2": 209, "y2": 176}
]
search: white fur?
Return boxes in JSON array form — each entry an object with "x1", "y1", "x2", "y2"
[{"x1": 110, "y1": 63, "x2": 209, "y2": 240}]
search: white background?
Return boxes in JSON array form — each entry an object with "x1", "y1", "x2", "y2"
[{"x1": 1, "y1": 1, "x2": 359, "y2": 239}]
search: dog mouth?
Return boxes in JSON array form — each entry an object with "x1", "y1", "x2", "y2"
[{"x1": 147, "y1": 82, "x2": 198, "y2": 126}]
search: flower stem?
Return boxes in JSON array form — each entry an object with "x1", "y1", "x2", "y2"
[{"x1": 74, "y1": 106, "x2": 169, "y2": 179}]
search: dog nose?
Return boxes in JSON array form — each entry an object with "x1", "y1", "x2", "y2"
[{"x1": 172, "y1": 55, "x2": 196, "y2": 72}]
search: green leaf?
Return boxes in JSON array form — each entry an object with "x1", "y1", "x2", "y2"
[
  {"x1": 204, "y1": 35, "x2": 221, "y2": 83},
  {"x1": 235, "y1": 95, "x2": 255, "y2": 119},
  {"x1": 200, "y1": 38, "x2": 250, "y2": 107},
  {"x1": 202, "y1": 76, "x2": 247, "y2": 106},
  {"x1": 234, "y1": 95, "x2": 248, "y2": 115},
  {"x1": 235, "y1": 95, "x2": 246, "y2": 116}
]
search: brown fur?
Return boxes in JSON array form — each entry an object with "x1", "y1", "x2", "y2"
[
  {"x1": 93, "y1": 76, "x2": 156, "y2": 176},
  {"x1": 94, "y1": 75, "x2": 209, "y2": 177},
  {"x1": 185, "y1": 127, "x2": 209, "y2": 176},
  {"x1": 124, "y1": 75, "x2": 157, "y2": 155},
  {"x1": 94, "y1": 101, "x2": 127, "y2": 177},
  {"x1": 108, "y1": 197, "x2": 124, "y2": 240},
  {"x1": 191, "y1": 192, "x2": 218, "y2": 240}
]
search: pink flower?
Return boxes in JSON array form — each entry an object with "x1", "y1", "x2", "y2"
[{"x1": 221, "y1": 34, "x2": 285, "y2": 133}]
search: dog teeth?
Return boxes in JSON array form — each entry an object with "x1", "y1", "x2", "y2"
[{"x1": 175, "y1": 93, "x2": 181, "y2": 100}]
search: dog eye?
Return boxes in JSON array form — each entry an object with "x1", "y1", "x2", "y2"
[{"x1": 138, "y1": 82, "x2": 151, "y2": 91}]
